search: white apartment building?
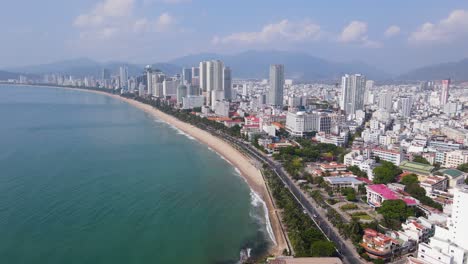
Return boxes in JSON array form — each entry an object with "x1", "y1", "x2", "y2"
[
  {"x1": 371, "y1": 148, "x2": 404, "y2": 166},
  {"x1": 214, "y1": 100, "x2": 230, "y2": 117},
  {"x1": 315, "y1": 132, "x2": 348, "y2": 147},
  {"x1": 444, "y1": 150, "x2": 468, "y2": 168},
  {"x1": 417, "y1": 185, "x2": 468, "y2": 264},
  {"x1": 344, "y1": 152, "x2": 376, "y2": 181},
  {"x1": 182, "y1": 96, "x2": 204, "y2": 110},
  {"x1": 285, "y1": 111, "x2": 318, "y2": 137}
]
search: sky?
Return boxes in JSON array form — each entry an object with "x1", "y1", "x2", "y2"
[{"x1": 2, "y1": 0, "x2": 468, "y2": 73}]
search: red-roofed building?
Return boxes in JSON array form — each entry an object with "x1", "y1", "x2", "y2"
[
  {"x1": 244, "y1": 116, "x2": 260, "y2": 126},
  {"x1": 361, "y1": 229, "x2": 399, "y2": 259},
  {"x1": 366, "y1": 184, "x2": 419, "y2": 208}
]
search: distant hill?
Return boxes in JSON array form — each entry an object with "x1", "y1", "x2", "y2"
[
  {"x1": 0, "y1": 70, "x2": 21, "y2": 80},
  {"x1": 5, "y1": 50, "x2": 393, "y2": 81},
  {"x1": 0, "y1": 70, "x2": 37, "y2": 81},
  {"x1": 7, "y1": 58, "x2": 180, "y2": 78},
  {"x1": 398, "y1": 58, "x2": 468, "y2": 81},
  {"x1": 168, "y1": 50, "x2": 390, "y2": 81}
]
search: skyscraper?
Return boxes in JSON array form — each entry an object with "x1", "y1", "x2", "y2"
[
  {"x1": 223, "y1": 67, "x2": 232, "y2": 100},
  {"x1": 400, "y1": 96, "x2": 412, "y2": 117},
  {"x1": 378, "y1": 92, "x2": 393, "y2": 112},
  {"x1": 101, "y1": 68, "x2": 111, "y2": 80},
  {"x1": 440, "y1": 79, "x2": 450, "y2": 105},
  {"x1": 182, "y1": 68, "x2": 192, "y2": 85},
  {"x1": 340, "y1": 74, "x2": 366, "y2": 116},
  {"x1": 191, "y1": 67, "x2": 199, "y2": 78},
  {"x1": 268, "y1": 64, "x2": 284, "y2": 107},
  {"x1": 199, "y1": 61, "x2": 207, "y2": 92},
  {"x1": 119, "y1": 66, "x2": 128, "y2": 89},
  {"x1": 145, "y1": 65, "x2": 152, "y2": 95}
]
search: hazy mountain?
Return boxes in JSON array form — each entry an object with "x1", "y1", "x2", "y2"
[
  {"x1": 7, "y1": 58, "x2": 180, "y2": 78},
  {"x1": 0, "y1": 70, "x2": 21, "y2": 80},
  {"x1": 5, "y1": 50, "x2": 392, "y2": 81},
  {"x1": 399, "y1": 58, "x2": 468, "y2": 81},
  {"x1": 0, "y1": 70, "x2": 37, "y2": 81},
  {"x1": 168, "y1": 50, "x2": 390, "y2": 81}
]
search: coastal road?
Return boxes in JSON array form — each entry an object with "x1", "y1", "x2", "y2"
[{"x1": 216, "y1": 131, "x2": 363, "y2": 264}]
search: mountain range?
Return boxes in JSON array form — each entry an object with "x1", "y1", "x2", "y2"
[{"x1": 2, "y1": 50, "x2": 468, "y2": 82}]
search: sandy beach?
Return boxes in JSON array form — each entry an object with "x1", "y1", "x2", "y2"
[{"x1": 26, "y1": 85, "x2": 289, "y2": 257}]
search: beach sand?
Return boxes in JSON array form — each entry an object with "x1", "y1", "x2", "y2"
[{"x1": 45, "y1": 86, "x2": 289, "y2": 257}]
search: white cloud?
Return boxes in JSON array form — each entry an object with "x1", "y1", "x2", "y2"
[
  {"x1": 74, "y1": 0, "x2": 134, "y2": 28},
  {"x1": 143, "y1": 0, "x2": 191, "y2": 5},
  {"x1": 212, "y1": 19, "x2": 321, "y2": 45},
  {"x1": 384, "y1": 25, "x2": 400, "y2": 38},
  {"x1": 340, "y1": 21, "x2": 367, "y2": 42},
  {"x1": 409, "y1": 9, "x2": 468, "y2": 43},
  {"x1": 156, "y1": 12, "x2": 176, "y2": 31},
  {"x1": 339, "y1": 21, "x2": 381, "y2": 48},
  {"x1": 74, "y1": 0, "x2": 177, "y2": 42},
  {"x1": 132, "y1": 13, "x2": 177, "y2": 33}
]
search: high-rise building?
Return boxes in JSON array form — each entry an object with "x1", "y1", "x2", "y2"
[
  {"x1": 191, "y1": 67, "x2": 200, "y2": 78},
  {"x1": 378, "y1": 92, "x2": 393, "y2": 112},
  {"x1": 145, "y1": 65, "x2": 152, "y2": 95},
  {"x1": 177, "y1": 84, "x2": 188, "y2": 105},
  {"x1": 268, "y1": 64, "x2": 285, "y2": 107},
  {"x1": 223, "y1": 67, "x2": 232, "y2": 100},
  {"x1": 440, "y1": 79, "x2": 450, "y2": 106},
  {"x1": 163, "y1": 78, "x2": 179, "y2": 97},
  {"x1": 285, "y1": 111, "x2": 318, "y2": 137},
  {"x1": 340, "y1": 74, "x2": 366, "y2": 116},
  {"x1": 417, "y1": 185, "x2": 468, "y2": 264},
  {"x1": 182, "y1": 68, "x2": 192, "y2": 85},
  {"x1": 102, "y1": 68, "x2": 111, "y2": 80},
  {"x1": 119, "y1": 66, "x2": 128, "y2": 89},
  {"x1": 199, "y1": 61, "x2": 207, "y2": 92},
  {"x1": 400, "y1": 97, "x2": 412, "y2": 117}
]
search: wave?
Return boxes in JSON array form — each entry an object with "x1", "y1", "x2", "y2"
[
  {"x1": 250, "y1": 190, "x2": 277, "y2": 245},
  {"x1": 238, "y1": 248, "x2": 252, "y2": 264},
  {"x1": 153, "y1": 119, "x2": 197, "y2": 141}
]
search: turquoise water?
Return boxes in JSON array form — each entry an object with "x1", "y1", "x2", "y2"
[{"x1": 0, "y1": 85, "x2": 271, "y2": 264}]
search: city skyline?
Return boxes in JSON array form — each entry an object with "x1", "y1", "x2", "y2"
[{"x1": 2, "y1": 0, "x2": 468, "y2": 73}]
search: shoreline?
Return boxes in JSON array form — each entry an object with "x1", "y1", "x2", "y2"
[{"x1": 8, "y1": 84, "x2": 288, "y2": 258}]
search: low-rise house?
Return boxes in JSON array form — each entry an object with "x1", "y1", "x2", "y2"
[
  {"x1": 420, "y1": 176, "x2": 448, "y2": 196},
  {"x1": 344, "y1": 151, "x2": 376, "y2": 181},
  {"x1": 323, "y1": 176, "x2": 364, "y2": 190},
  {"x1": 401, "y1": 217, "x2": 434, "y2": 243},
  {"x1": 319, "y1": 162, "x2": 347, "y2": 172},
  {"x1": 438, "y1": 169, "x2": 466, "y2": 190},
  {"x1": 361, "y1": 229, "x2": 399, "y2": 260}
]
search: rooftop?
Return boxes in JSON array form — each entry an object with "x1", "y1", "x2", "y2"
[
  {"x1": 399, "y1": 161, "x2": 434, "y2": 175},
  {"x1": 439, "y1": 169, "x2": 464, "y2": 179},
  {"x1": 268, "y1": 257, "x2": 343, "y2": 264},
  {"x1": 324, "y1": 176, "x2": 363, "y2": 184}
]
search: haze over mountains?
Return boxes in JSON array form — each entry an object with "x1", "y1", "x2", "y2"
[{"x1": 3, "y1": 50, "x2": 467, "y2": 82}]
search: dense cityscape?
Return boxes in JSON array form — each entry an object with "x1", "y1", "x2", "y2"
[{"x1": 3, "y1": 59, "x2": 467, "y2": 264}]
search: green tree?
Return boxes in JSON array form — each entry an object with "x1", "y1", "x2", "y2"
[
  {"x1": 373, "y1": 161, "x2": 402, "y2": 184},
  {"x1": 342, "y1": 187, "x2": 357, "y2": 201},
  {"x1": 348, "y1": 165, "x2": 368, "y2": 178},
  {"x1": 378, "y1": 200, "x2": 414, "y2": 229},
  {"x1": 401, "y1": 174, "x2": 419, "y2": 186},
  {"x1": 310, "y1": 241, "x2": 336, "y2": 257},
  {"x1": 457, "y1": 163, "x2": 468, "y2": 173},
  {"x1": 413, "y1": 155, "x2": 430, "y2": 165}
]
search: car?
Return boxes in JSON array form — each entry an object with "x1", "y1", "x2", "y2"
[{"x1": 313, "y1": 214, "x2": 318, "y2": 218}]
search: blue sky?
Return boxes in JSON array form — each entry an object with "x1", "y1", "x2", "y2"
[{"x1": 2, "y1": 0, "x2": 468, "y2": 73}]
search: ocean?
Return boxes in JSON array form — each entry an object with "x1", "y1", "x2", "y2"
[{"x1": 0, "y1": 85, "x2": 271, "y2": 264}]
